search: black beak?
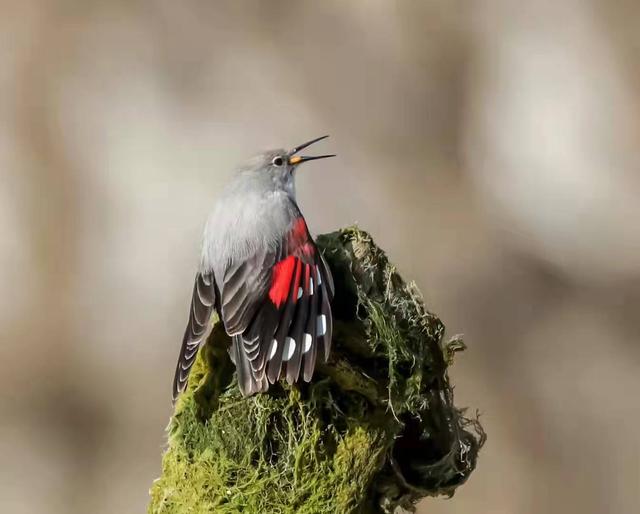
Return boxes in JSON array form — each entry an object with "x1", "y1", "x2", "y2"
[{"x1": 288, "y1": 135, "x2": 336, "y2": 165}]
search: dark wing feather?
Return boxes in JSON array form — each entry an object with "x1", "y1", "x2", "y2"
[
  {"x1": 266, "y1": 260, "x2": 302, "y2": 384},
  {"x1": 285, "y1": 264, "x2": 310, "y2": 384},
  {"x1": 220, "y1": 247, "x2": 276, "y2": 335},
  {"x1": 318, "y1": 251, "x2": 335, "y2": 300},
  {"x1": 172, "y1": 272, "x2": 216, "y2": 402},
  {"x1": 301, "y1": 264, "x2": 319, "y2": 382},
  {"x1": 231, "y1": 334, "x2": 269, "y2": 396},
  {"x1": 317, "y1": 265, "x2": 333, "y2": 361}
]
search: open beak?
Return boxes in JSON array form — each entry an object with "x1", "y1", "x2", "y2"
[{"x1": 288, "y1": 135, "x2": 336, "y2": 165}]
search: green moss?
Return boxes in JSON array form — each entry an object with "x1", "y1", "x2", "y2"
[{"x1": 149, "y1": 227, "x2": 485, "y2": 514}]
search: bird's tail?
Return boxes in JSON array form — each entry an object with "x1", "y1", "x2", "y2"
[{"x1": 230, "y1": 335, "x2": 268, "y2": 396}]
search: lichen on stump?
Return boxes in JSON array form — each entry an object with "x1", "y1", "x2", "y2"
[{"x1": 149, "y1": 227, "x2": 485, "y2": 514}]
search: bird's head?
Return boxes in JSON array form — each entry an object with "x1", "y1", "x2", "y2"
[{"x1": 240, "y1": 135, "x2": 335, "y2": 196}]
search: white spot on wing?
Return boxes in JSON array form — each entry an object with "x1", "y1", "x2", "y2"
[
  {"x1": 317, "y1": 315, "x2": 327, "y2": 336},
  {"x1": 303, "y1": 333, "x2": 312, "y2": 353},
  {"x1": 297, "y1": 287, "x2": 303, "y2": 299},
  {"x1": 310, "y1": 278, "x2": 314, "y2": 295},
  {"x1": 282, "y1": 337, "x2": 296, "y2": 361},
  {"x1": 268, "y1": 339, "x2": 278, "y2": 360}
]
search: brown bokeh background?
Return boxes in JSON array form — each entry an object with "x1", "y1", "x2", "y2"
[{"x1": 1, "y1": 2, "x2": 639, "y2": 513}]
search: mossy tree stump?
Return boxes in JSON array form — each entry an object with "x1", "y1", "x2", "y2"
[{"x1": 149, "y1": 227, "x2": 485, "y2": 514}]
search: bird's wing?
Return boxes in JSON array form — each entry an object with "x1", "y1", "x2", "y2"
[
  {"x1": 220, "y1": 216, "x2": 334, "y2": 396},
  {"x1": 172, "y1": 272, "x2": 216, "y2": 402}
]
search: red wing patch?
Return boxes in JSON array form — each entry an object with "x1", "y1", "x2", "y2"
[
  {"x1": 269, "y1": 255, "x2": 297, "y2": 307},
  {"x1": 288, "y1": 218, "x2": 314, "y2": 257},
  {"x1": 269, "y1": 217, "x2": 315, "y2": 308}
]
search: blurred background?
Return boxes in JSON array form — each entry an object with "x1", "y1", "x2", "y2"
[{"x1": 1, "y1": 1, "x2": 639, "y2": 513}]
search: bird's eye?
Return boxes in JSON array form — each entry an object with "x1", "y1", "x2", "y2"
[{"x1": 272, "y1": 156, "x2": 284, "y2": 167}]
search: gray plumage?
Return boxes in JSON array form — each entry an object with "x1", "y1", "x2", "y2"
[{"x1": 173, "y1": 137, "x2": 335, "y2": 402}]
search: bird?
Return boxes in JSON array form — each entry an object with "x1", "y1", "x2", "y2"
[{"x1": 172, "y1": 135, "x2": 335, "y2": 402}]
